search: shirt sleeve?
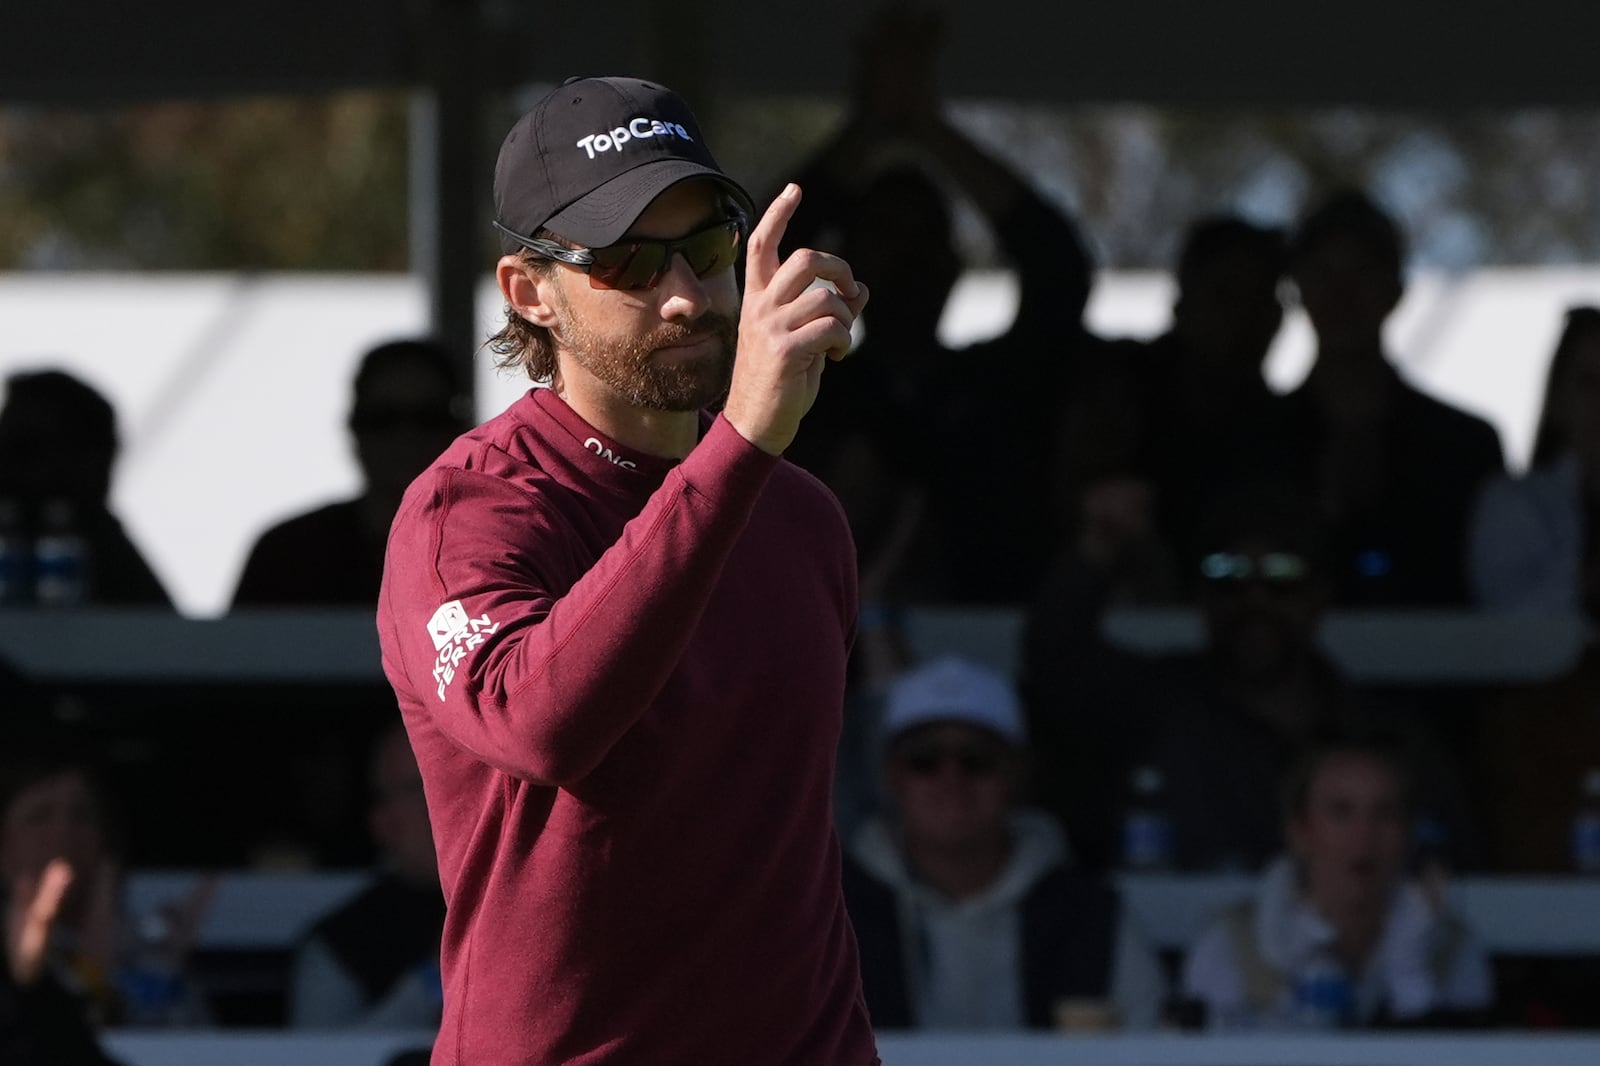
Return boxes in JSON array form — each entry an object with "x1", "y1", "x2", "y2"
[
  {"x1": 1466, "y1": 472, "x2": 1574, "y2": 610},
  {"x1": 287, "y1": 938, "x2": 369, "y2": 1029},
  {"x1": 1437, "y1": 928, "x2": 1495, "y2": 1012},
  {"x1": 1180, "y1": 921, "x2": 1248, "y2": 1028},
  {"x1": 1108, "y1": 908, "x2": 1168, "y2": 1030},
  {"x1": 380, "y1": 414, "x2": 780, "y2": 785}
]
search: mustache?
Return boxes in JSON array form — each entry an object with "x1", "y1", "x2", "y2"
[{"x1": 644, "y1": 310, "x2": 738, "y2": 352}]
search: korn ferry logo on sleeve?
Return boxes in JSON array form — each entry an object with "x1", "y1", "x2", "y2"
[
  {"x1": 427, "y1": 599, "x2": 502, "y2": 702},
  {"x1": 574, "y1": 117, "x2": 692, "y2": 159}
]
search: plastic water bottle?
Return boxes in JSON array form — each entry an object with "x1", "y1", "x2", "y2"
[
  {"x1": 0, "y1": 497, "x2": 28, "y2": 605},
  {"x1": 1290, "y1": 956, "x2": 1350, "y2": 1029},
  {"x1": 33, "y1": 498, "x2": 88, "y2": 606},
  {"x1": 117, "y1": 910, "x2": 187, "y2": 1026},
  {"x1": 1572, "y1": 769, "x2": 1600, "y2": 874},
  {"x1": 1122, "y1": 765, "x2": 1174, "y2": 871}
]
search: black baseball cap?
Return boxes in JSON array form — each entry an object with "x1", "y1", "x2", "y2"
[{"x1": 493, "y1": 76, "x2": 755, "y2": 253}]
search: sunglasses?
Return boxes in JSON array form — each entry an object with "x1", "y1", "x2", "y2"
[
  {"x1": 897, "y1": 742, "x2": 1005, "y2": 778},
  {"x1": 495, "y1": 217, "x2": 743, "y2": 292},
  {"x1": 1199, "y1": 551, "x2": 1310, "y2": 585}
]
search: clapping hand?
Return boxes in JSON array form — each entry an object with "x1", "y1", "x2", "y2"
[{"x1": 7, "y1": 858, "x2": 74, "y2": 986}]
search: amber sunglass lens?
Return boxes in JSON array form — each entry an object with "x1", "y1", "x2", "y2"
[
  {"x1": 585, "y1": 222, "x2": 742, "y2": 291},
  {"x1": 589, "y1": 243, "x2": 667, "y2": 291},
  {"x1": 685, "y1": 223, "x2": 740, "y2": 276}
]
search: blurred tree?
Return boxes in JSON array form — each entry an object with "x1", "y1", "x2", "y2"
[
  {"x1": 0, "y1": 93, "x2": 410, "y2": 270},
  {"x1": 721, "y1": 99, "x2": 1600, "y2": 274},
  {"x1": 3, "y1": 92, "x2": 1599, "y2": 275}
]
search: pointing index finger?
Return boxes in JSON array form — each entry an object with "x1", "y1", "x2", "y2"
[{"x1": 744, "y1": 183, "x2": 801, "y2": 294}]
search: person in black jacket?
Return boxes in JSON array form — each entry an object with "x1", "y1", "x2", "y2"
[
  {"x1": 231, "y1": 338, "x2": 466, "y2": 608},
  {"x1": 0, "y1": 369, "x2": 172, "y2": 607},
  {"x1": 841, "y1": 656, "x2": 1166, "y2": 1031},
  {"x1": 1280, "y1": 188, "x2": 1505, "y2": 605}
]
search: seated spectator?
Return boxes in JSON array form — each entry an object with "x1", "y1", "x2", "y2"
[
  {"x1": 1026, "y1": 484, "x2": 1480, "y2": 873},
  {"x1": 1280, "y1": 188, "x2": 1505, "y2": 605},
  {"x1": 1468, "y1": 306, "x2": 1600, "y2": 617},
  {"x1": 1026, "y1": 485, "x2": 1349, "y2": 872},
  {"x1": 287, "y1": 721, "x2": 444, "y2": 1029},
  {"x1": 1180, "y1": 729, "x2": 1494, "y2": 1029},
  {"x1": 842, "y1": 656, "x2": 1166, "y2": 1031},
  {"x1": 1041, "y1": 360, "x2": 1180, "y2": 613},
  {"x1": 0, "y1": 369, "x2": 172, "y2": 607},
  {"x1": 0, "y1": 736, "x2": 212, "y2": 1033},
  {"x1": 232, "y1": 338, "x2": 466, "y2": 608},
  {"x1": 3, "y1": 859, "x2": 122, "y2": 1065}
]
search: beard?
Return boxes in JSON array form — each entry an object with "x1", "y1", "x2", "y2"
[{"x1": 553, "y1": 296, "x2": 738, "y2": 413}]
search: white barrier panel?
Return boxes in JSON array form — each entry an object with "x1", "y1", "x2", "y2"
[
  {"x1": 125, "y1": 871, "x2": 370, "y2": 950},
  {"x1": 100, "y1": 1031, "x2": 1600, "y2": 1066},
  {"x1": 1117, "y1": 874, "x2": 1600, "y2": 956},
  {"x1": 1097, "y1": 608, "x2": 1590, "y2": 684},
  {"x1": 126, "y1": 870, "x2": 1600, "y2": 957}
]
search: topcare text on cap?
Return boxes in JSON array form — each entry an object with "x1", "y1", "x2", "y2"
[{"x1": 574, "y1": 117, "x2": 694, "y2": 160}]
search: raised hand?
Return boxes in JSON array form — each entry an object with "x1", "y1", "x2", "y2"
[
  {"x1": 852, "y1": 2, "x2": 944, "y2": 129},
  {"x1": 7, "y1": 859, "x2": 74, "y2": 986},
  {"x1": 723, "y1": 184, "x2": 869, "y2": 456}
]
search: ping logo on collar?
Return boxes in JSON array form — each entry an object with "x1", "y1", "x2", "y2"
[
  {"x1": 427, "y1": 599, "x2": 501, "y2": 702},
  {"x1": 584, "y1": 436, "x2": 638, "y2": 469},
  {"x1": 575, "y1": 117, "x2": 692, "y2": 160}
]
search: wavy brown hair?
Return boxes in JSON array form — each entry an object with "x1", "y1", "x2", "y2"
[{"x1": 486, "y1": 246, "x2": 558, "y2": 383}]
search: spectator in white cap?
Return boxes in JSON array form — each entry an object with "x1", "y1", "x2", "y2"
[{"x1": 841, "y1": 655, "x2": 1167, "y2": 1032}]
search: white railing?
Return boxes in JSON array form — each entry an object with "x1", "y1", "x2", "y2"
[
  {"x1": 0, "y1": 607, "x2": 1587, "y2": 684},
  {"x1": 126, "y1": 869, "x2": 1600, "y2": 958}
]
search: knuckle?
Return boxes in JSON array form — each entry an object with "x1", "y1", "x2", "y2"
[{"x1": 789, "y1": 247, "x2": 822, "y2": 272}]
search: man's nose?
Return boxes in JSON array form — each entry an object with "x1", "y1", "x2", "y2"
[{"x1": 656, "y1": 255, "x2": 711, "y2": 319}]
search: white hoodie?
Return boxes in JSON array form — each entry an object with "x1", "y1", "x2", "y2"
[
  {"x1": 1181, "y1": 854, "x2": 1494, "y2": 1028},
  {"x1": 851, "y1": 809, "x2": 1166, "y2": 1030}
]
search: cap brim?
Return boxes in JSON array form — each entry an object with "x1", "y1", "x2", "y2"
[{"x1": 545, "y1": 159, "x2": 755, "y2": 247}]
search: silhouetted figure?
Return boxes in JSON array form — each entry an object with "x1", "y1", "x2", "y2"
[
  {"x1": 780, "y1": 5, "x2": 1097, "y2": 604},
  {"x1": 232, "y1": 339, "x2": 465, "y2": 608},
  {"x1": 1281, "y1": 189, "x2": 1505, "y2": 605},
  {"x1": 288, "y1": 722, "x2": 444, "y2": 1029},
  {"x1": 1131, "y1": 215, "x2": 1301, "y2": 577},
  {"x1": 0, "y1": 370, "x2": 171, "y2": 607},
  {"x1": 1469, "y1": 306, "x2": 1600, "y2": 618}
]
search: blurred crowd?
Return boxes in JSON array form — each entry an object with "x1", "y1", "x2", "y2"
[{"x1": 5, "y1": 3, "x2": 1600, "y2": 1057}]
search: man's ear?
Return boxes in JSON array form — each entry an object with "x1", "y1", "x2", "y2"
[{"x1": 496, "y1": 255, "x2": 561, "y2": 329}]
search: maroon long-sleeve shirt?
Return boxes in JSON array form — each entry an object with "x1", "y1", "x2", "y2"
[{"x1": 376, "y1": 387, "x2": 879, "y2": 1065}]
